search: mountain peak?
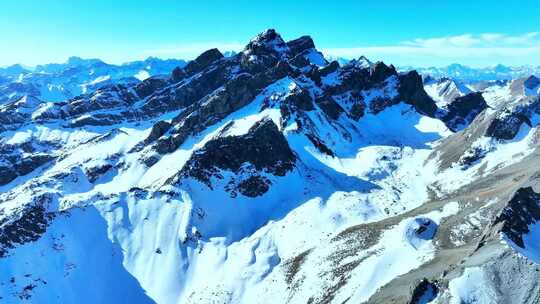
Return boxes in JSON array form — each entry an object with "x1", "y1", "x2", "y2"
[
  {"x1": 0, "y1": 64, "x2": 30, "y2": 75},
  {"x1": 355, "y1": 55, "x2": 373, "y2": 68},
  {"x1": 66, "y1": 56, "x2": 104, "y2": 67},
  {"x1": 244, "y1": 29, "x2": 289, "y2": 55},
  {"x1": 493, "y1": 63, "x2": 511, "y2": 73},
  {"x1": 67, "y1": 56, "x2": 85, "y2": 64},
  {"x1": 193, "y1": 48, "x2": 223, "y2": 65},
  {"x1": 250, "y1": 28, "x2": 282, "y2": 43}
]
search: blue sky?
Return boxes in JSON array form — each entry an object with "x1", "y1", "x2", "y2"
[{"x1": 1, "y1": 0, "x2": 539, "y2": 67}]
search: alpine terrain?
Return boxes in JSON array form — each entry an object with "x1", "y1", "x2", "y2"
[{"x1": 2, "y1": 29, "x2": 540, "y2": 304}]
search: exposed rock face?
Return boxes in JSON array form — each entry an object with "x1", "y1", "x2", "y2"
[
  {"x1": 278, "y1": 87, "x2": 315, "y2": 127},
  {"x1": 283, "y1": 87, "x2": 314, "y2": 112},
  {"x1": 484, "y1": 95, "x2": 540, "y2": 141},
  {"x1": 349, "y1": 99, "x2": 367, "y2": 120},
  {"x1": 437, "y1": 78, "x2": 463, "y2": 101},
  {"x1": 491, "y1": 187, "x2": 540, "y2": 248},
  {"x1": 370, "y1": 62, "x2": 396, "y2": 84},
  {"x1": 286, "y1": 35, "x2": 315, "y2": 57},
  {"x1": 132, "y1": 120, "x2": 172, "y2": 153},
  {"x1": 398, "y1": 71, "x2": 438, "y2": 117},
  {"x1": 142, "y1": 61, "x2": 233, "y2": 116},
  {"x1": 244, "y1": 29, "x2": 288, "y2": 57},
  {"x1": 315, "y1": 95, "x2": 346, "y2": 119},
  {"x1": 133, "y1": 76, "x2": 168, "y2": 99},
  {"x1": 235, "y1": 175, "x2": 271, "y2": 198},
  {"x1": 152, "y1": 61, "x2": 293, "y2": 155},
  {"x1": 323, "y1": 61, "x2": 396, "y2": 95},
  {"x1": 85, "y1": 164, "x2": 113, "y2": 183},
  {"x1": 306, "y1": 134, "x2": 335, "y2": 157},
  {"x1": 178, "y1": 118, "x2": 295, "y2": 196},
  {"x1": 310, "y1": 60, "x2": 339, "y2": 84},
  {"x1": 423, "y1": 77, "x2": 472, "y2": 108},
  {"x1": 0, "y1": 149, "x2": 54, "y2": 186},
  {"x1": 170, "y1": 49, "x2": 224, "y2": 84},
  {"x1": 240, "y1": 29, "x2": 289, "y2": 73},
  {"x1": 0, "y1": 201, "x2": 55, "y2": 258},
  {"x1": 485, "y1": 112, "x2": 531, "y2": 140},
  {"x1": 442, "y1": 92, "x2": 488, "y2": 131},
  {"x1": 183, "y1": 48, "x2": 224, "y2": 76}
]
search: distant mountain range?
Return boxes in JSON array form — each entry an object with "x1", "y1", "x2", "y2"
[
  {"x1": 0, "y1": 56, "x2": 186, "y2": 103},
  {"x1": 325, "y1": 56, "x2": 540, "y2": 82},
  {"x1": 2, "y1": 53, "x2": 537, "y2": 106},
  {"x1": 400, "y1": 63, "x2": 540, "y2": 82}
]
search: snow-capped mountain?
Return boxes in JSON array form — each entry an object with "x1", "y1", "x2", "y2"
[
  {"x1": 0, "y1": 56, "x2": 187, "y2": 104},
  {"x1": 2, "y1": 29, "x2": 540, "y2": 304},
  {"x1": 323, "y1": 55, "x2": 353, "y2": 67},
  {"x1": 401, "y1": 63, "x2": 540, "y2": 82},
  {"x1": 322, "y1": 58, "x2": 539, "y2": 82}
]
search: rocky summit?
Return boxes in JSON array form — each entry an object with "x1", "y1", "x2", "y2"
[{"x1": 2, "y1": 29, "x2": 540, "y2": 304}]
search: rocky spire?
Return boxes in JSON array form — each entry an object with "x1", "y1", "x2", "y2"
[
  {"x1": 354, "y1": 56, "x2": 373, "y2": 69},
  {"x1": 243, "y1": 29, "x2": 289, "y2": 56}
]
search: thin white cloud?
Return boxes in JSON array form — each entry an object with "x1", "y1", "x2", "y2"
[
  {"x1": 323, "y1": 32, "x2": 540, "y2": 67},
  {"x1": 404, "y1": 32, "x2": 540, "y2": 48}
]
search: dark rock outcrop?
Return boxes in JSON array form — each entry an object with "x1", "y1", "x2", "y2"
[
  {"x1": 442, "y1": 92, "x2": 488, "y2": 131},
  {"x1": 0, "y1": 200, "x2": 56, "y2": 258},
  {"x1": 183, "y1": 48, "x2": 224, "y2": 76},
  {"x1": 153, "y1": 60, "x2": 293, "y2": 154},
  {"x1": 0, "y1": 165, "x2": 17, "y2": 185},
  {"x1": 85, "y1": 164, "x2": 113, "y2": 183},
  {"x1": 131, "y1": 120, "x2": 172, "y2": 153},
  {"x1": 177, "y1": 118, "x2": 295, "y2": 196},
  {"x1": 239, "y1": 29, "x2": 290, "y2": 74},
  {"x1": 315, "y1": 95, "x2": 345, "y2": 119},
  {"x1": 244, "y1": 29, "x2": 288, "y2": 57},
  {"x1": 491, "y1": 187, "x2": 540, "y2": 248},
  {"x1": 134, "y1": 76, "x2": 168, "y2": 99},
  {"x1": 306, "y1": 134, "x2": 335, "y2": 157},
  {"x1": 278, "y1": 88, "x2": 315, "y2": 127},
  {"x1": 0, "y1": 153, "x2": 54, "y2": 186},
  {"x1": 283, "y1": 88, "x2": 314, "y2": 111},
  {"x1": 486, "y1": 112, "x2": 531, "y2": 140},
  {"x1": 483, "y1": 93, "x2": 540, "y2": 140},
  {"x1": 286, "y1": 36, "x2": 315, "y2": 58},
  {"x1": 370, "y1": 62, "x2": 396, "y2": 84},
  {"x1": 142, "y1": 60, "x2": 233, "y2": 116},
  {"x1": 397, "y1": 71, "x2": 438, "y2": 117},
  {"x1": 349, "y1": 99, "x2": 367, "y2": 121},
  {"x1": 235, "y1": 175, "x2": 271, "y2": 198}
]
